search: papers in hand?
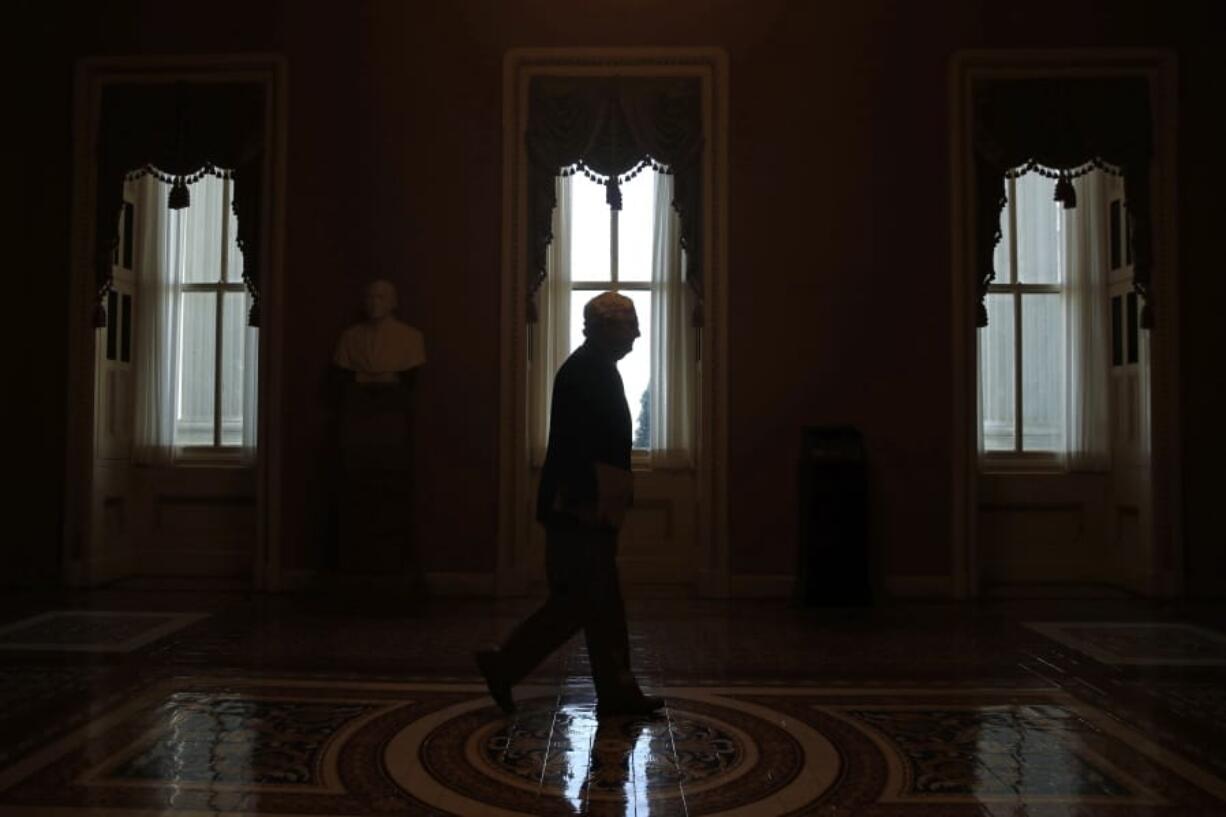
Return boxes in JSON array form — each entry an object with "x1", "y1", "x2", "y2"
[{"x1": 595, "y1": 462, "x2": 633, "y2": 530}]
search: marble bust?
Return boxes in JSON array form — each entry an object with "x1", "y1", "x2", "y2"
[{"x1": 333, "y1": 279, "x2": 426, "y2": 384}]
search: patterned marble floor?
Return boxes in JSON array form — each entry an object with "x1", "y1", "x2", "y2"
[{"x1": 0, "y1": 588, "x2": 1224, "y2": 816}]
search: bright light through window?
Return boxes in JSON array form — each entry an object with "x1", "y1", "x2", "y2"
[
  {"x1": 170, "y1": 175, "x2": 254, "y2": 448},
  {"x1": 567, "y1": 170, "x2": 656, "y2": 447}
]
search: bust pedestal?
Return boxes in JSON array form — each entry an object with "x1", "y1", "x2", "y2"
[{"x1": 335, "y1": 379, "x2": 420, "y2": 589}]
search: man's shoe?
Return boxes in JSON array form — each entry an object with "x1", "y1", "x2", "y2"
[
  {"x1": 596, "y1": 692, "x2": 666, "y2": 718},
  {"x1": 475, "y1": 650, "x2": 516, "y2": 714}
]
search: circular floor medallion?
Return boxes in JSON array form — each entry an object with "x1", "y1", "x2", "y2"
[{"x1": 385, "y1": 691, "x2": 839, "y2": 816}]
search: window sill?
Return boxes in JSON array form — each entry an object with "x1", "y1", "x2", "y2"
[
  {"x1": 632, "y1": 452, "x2": 696, "y2": 473},
  {"x1": 173, "y1": 446, "x2": 253, "y2": 468},
  {"x1": 979, "y1": 452, "x2": 1067, "y2": 475}
]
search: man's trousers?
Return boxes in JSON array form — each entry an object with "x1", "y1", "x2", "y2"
[{"x1": 495, "y1": 516, "x2": 633, "y2": 698}]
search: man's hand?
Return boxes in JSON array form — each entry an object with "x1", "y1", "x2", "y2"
[{"x1": 595, "y1": 463, "x2": 633, "y2": 530}]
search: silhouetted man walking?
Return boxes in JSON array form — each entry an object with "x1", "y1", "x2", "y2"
[{"x1": 476, "y1": 292, "x2": 664, "y2": 717}]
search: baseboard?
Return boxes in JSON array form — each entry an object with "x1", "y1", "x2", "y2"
[
  {"x1": 135, "y1": 550, "x2": 252, "y2": 578},
  {"x1": 83, "y1": 552, "x2": 136, "y2": 586},
  {"x1": 621, "y1": 581, "x2": 698, "y2": 599},
  {"x1": 980, "y1": 560, "x2": 1113, "y2": 586},
  {"x1": 726, "y1": 574, "x2": 961, "y2": 601},
  {"x1": 883, "y1": 574, "x2": 957, "y2": 599},
  {"x1": 281, "y1": 569, "x2": 318, "y2": 592},
  {"x1": 980, "y1": 581, "x2": 1136, "y2": 599},
  {"x1": 728, "y1": 574, "x2": 795, "y2": 598},
  {"x1": 425, "y1": 572, "x2": 496, "y2": 596},
  {"x1": 278, "y1": 569, "x2": 495, "y2": 597},
  {"x1": 696, "y1": 569, "x2": 730, "y2": 598},
  {"x1": 1150, "y1": 568, "x2": 1182, "y2": 598}
]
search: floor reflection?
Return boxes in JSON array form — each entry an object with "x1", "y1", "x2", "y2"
[
  {"x1": 558, "y1": 703, "x2": 596, "y2": 811},
  {"x1": 518, "y1": 699, "x2": 687, "y2": 815},
  {"x1": 0, "y1": 596, "x2": 1224, "y2": 815}
]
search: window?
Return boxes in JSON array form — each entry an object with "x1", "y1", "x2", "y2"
[
  {"x1": 128, "y1": 173, "x2": 258, "y2": 462},
  {"x1": 531, "y1": 166, "x2": 694, "y2": 465}
]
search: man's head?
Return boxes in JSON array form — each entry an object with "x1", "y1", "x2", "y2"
[
  {"x1": 363, "y1": 279, "x2": 398, "y2": 321},
  {"x1": 583, "y1": 291, "x2": 640, "y2": 360}
]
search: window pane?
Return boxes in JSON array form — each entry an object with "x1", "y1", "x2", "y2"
[
  {"x1": 1125, "y1": 203, "x2": 1133, "y2": 265},
  {"x1": 1014, "y1": 171, "x2": 1062, "y2": 285},
  {"x1": 1109, "y1": 199, "x2": 1122, "y2": 271},
  {"x1": 980, "y1": 293, "x2": 1015, "y2": 451},
  {"x1": 220, "y1": 292, "x2": 249, "y2": 446},
  {"x1": 120, "y1": 294, "x2": 132, "y2": 363},
  {"x1": 1111, "y1": 295, "x2": 1123, "y2": 367},
  {"x1": 619, "y1": 289, "x2": 652, "y2": 448},
  {"x1": 568, "y1": 288, "x2": 653, "y2": 449},
  {"x1": 106, "y1": 290, "x2": 119, "y2": 361},
  {"x1": 177, "y1": 292, "x2": 217, "y2": 446},
  {"x1": 122, "y1": 202, "x2": 135, "y2": 270},
  {"x1": 178, "y1": 175, "x2": 227, "y2": 284},
  {"x1": 1021, "y1": 292, "x2": 1065, "y2": 451},
  {"x1": 569, "y1": 290, "x2": 590, "y2": 355},
  {"x1": 617, "y1": 169, "x2": 655, "y2": 282},
  {"x1": 569, "y1": 174, "x2": 611, "y2": 282},
  {"x1": 1126, "y1": 291, "x2": 1139, "y2": 364}
]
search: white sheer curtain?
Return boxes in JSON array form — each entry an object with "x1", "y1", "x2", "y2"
[
  {"x1": 131, "y1": 174, "x2": 258, "y2": 463},
  {"x1": 649, "y1": 171, "x2": 695, "y2": 466},
  {"x1": 131, "y1": 175, "x2": 177, "y2": 465},
  {"x1": 529, "y1": 176, "x2": 572, "y2": 464},
  {"x1": 1064, "y1": 170, "x2": 1111, "y2": 470},
  {"x1": 979, "y1": 209, "x2": 1016, "y2": 453},
  {"x1": 241, "y1": 299, "x2": 259, "y2": 461}
]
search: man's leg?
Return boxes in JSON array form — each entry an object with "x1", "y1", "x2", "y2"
[
  {"x1": 490, "y1": 520, "x2": 587, "y2": 687},
  {"x1": 580, "y1": 528, "x2": 639, "y2": 699}
]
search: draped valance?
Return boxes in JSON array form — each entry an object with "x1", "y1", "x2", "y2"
[
  {"x1": 973, "y1": 78, "x2": 1154, "y2": 327},
  {"x1": 95, "y1": 82, "x2": 266, "y2": 326},
  {"x1": 525, "y1": 76, "x2": 704, "y2": 324}
]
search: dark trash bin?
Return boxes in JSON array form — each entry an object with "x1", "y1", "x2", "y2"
[{"x1": 796, "y1": 426, "x2": 871, "y2": 606}]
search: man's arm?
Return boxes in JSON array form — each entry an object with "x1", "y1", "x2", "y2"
[{"x1": 548, "y1": 365, "x2": 599, "y2": 509}]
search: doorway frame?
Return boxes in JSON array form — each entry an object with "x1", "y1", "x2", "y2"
[
  {"x1": 498, "y1": 47, "x2": 730, "y2": 597},
  {"x1": 65, "y1": 54, "x2": 288, "y2": 589},
  {"x1": 949, "y1": 49, "x2": 1181, "y2": 598}
]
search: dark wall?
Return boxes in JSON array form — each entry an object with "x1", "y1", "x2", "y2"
[{"x1": 12, "y1": 0, "x2": 1225, "y2": 592}]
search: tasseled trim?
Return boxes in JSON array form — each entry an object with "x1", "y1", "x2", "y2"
[
  {"x1": 691, "y1": 302, "x2": 704, "y2": 328},
  {"x1": 168, "y1": 178, "x2": 191, "y2": 210},
  {"x1": 605, "y1": 177, "x2": 622, "y2": 211},
  {"x1": 1054, "y1": 174, "x2": 1077, "y2": 209}
]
